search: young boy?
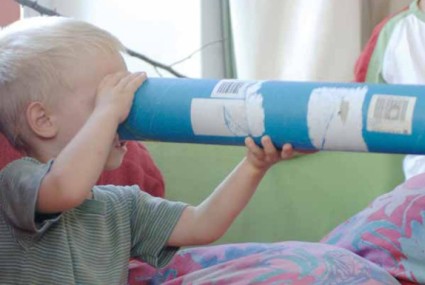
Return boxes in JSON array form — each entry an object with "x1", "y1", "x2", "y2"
[
  {"x1": 0, "y1": 17, "x2": 294, "y2": 284},
  {"x1": 355, "y1": 0, "x2": 425, "y2": 180}
]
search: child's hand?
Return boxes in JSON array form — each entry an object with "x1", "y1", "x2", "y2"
[
  {"x1": 245, "y1": 135, "x2": 294, "y2": 173},
  {"x1": 95, "y1": 71, "x2": 147, "y2": 123}
]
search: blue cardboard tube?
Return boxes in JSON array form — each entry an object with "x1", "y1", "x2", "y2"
[{"x1": 118, "y1": 78, "x2": 425, "y2": 154}]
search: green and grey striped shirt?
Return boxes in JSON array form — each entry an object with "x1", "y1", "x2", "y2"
[{"x1": 0, "y1": 157, "x2": 187, "y2": 285}]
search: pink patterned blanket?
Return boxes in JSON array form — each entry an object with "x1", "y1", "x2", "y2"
[{"x1": 128, "y1": 242, "x2": 398, "y2": 284}]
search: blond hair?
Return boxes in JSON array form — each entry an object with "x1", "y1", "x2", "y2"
[{"x1": 0, "y1": 16, "x2": 124, "y2": 150}]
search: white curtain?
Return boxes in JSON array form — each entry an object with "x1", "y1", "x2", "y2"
[
  {"x1": 229, "y1": 0, "x2": 411, "y2": 81},
  {"x1": 24, "y1": 0, "x2": 203, "y2": 78}
]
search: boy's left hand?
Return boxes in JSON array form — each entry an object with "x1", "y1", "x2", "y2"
[{"x1": 245, "y1": 135, "x2": 295, "y2": 172}]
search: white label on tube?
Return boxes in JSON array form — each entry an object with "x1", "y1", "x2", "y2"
[
  {"x1": 191, "y1": 99, "x2": 249, "y2": 136},
  {"x1": 191, "y1": 80, "x2": 265, "y2": 137},
  {"x1": 367, "y1": 94, "x2": 416, "y2": 135},
  {"x1": 307, "y1": 87, "x2": 368, "y2": 151}
]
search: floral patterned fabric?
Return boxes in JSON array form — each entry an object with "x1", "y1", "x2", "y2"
[
  {"x1": 322, "y1": 174, "x2": 425, "y2": 285},
  {"x1": 128, "y1": 241, "x2": 398, "y2": 285}
]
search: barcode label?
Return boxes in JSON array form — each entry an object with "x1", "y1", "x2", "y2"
[
  {"x1": 211, "y1": 80, "x2": 255, "y2": 99},
  {"x1": 367, "y1": 94, "x2": 416, "y2": 135},
  {"x1": 216, "y1": 81, "x2": 245, "y2": 95}
]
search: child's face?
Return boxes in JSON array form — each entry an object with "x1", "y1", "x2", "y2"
[{"x1": 54, "y1": 52, "x2": 129, "y2": 170}]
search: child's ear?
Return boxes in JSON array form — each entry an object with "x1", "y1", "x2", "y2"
[{"x1": 26, "y1": 101, "x2": 58, "y2": 139}]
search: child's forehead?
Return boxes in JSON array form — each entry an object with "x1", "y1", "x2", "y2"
[{"x1": 90, "y1": 52, "x2": 126, "y2": 74}]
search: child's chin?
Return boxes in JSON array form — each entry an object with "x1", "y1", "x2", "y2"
[
  {"x1": 104, "y1": 163, "x2": 121, "y2": 171},
  {"x1": 104, "y1": 156, "x2": 124, "y2": 171},
  {"x1": 104, "y1": 148, "x2": 126, "y2": 171}
]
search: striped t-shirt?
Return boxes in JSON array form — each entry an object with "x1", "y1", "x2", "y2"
[{"x1": 0, "y1": 157, "x2": 187, "y2": 285}]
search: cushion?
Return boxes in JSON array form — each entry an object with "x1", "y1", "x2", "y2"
[
  {"x1": 128, "y1": 241, "x2": 399, "y2": 284},
  {"x1": 321, "y1": 176, "x2": 425, "y2": 284}
]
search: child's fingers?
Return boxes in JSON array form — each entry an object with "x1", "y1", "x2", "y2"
[
  {"x1": 128, "y1": 72, "x2": 147, "y2": 90},
  {"x1": 117, "y1": 72, "x2": 147, "y2": 92},
  {"x1": 99, "y1": 71, "x2": 129, "y2": 89},
  {"x1": 245, "y1": 137, "x2": 264, "y2": 158},
  {"x1": 281, "y1": 143, "x2": 294, "y2": 159},
  {"x1": 261, "y1": 136, "x2": 277, "y2": 157}
]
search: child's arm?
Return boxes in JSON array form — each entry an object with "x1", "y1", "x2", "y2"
[
  {"x1": 36, "y1": 72, "x2": 146, "y2": 213},
  {"x1": 168, "y1": 136, "x2": 295, "y2": 246}
]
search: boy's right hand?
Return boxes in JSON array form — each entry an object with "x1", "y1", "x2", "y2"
[
  {"x1": 95, "y1": 71, "x2": 147, "y2": 123},
  {"x1": 244, "y1": 136, "x2": 295, "y2": 174}
]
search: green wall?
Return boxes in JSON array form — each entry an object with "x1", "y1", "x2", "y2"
[{"x1": 145, "y1": 142, "x2": 404, "y2": 244}]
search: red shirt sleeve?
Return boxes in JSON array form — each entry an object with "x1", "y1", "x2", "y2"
[
  {"x1": 0, "y1": 134, "x2": 22, "y2": 169},
  {"x1": 354, "y1": 18, "x2": 390, "y2": 82}
]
